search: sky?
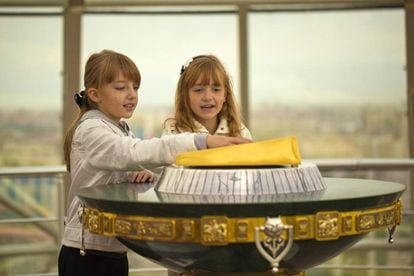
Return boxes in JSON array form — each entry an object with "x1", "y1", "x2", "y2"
[{"x1": 0, "y1": 8, "x2": 406, "y2": 111}]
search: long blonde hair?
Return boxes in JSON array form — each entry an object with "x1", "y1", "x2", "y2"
[
  {"x1": 64, "y1": 50, "x2": 141, "y2": 171},
  {"x1": 167, "y1": 55, "x2": 244, "y2": 136}
]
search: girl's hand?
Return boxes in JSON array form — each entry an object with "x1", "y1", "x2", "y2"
[
  {"x1": 128, "y1": 170, "x2": 154, "y2": 183},
  {"x1": 206, "y1": 135, "x2": 252, "y2": 148}
]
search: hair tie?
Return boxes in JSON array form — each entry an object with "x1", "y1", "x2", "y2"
[
  {"x1": 180, "y1": 65, "x2": 186, "y2": 75},
  {"x1": 74, "y1": 90, "x2": 85, "y2": 108},
  {"x1": 180, "y1": 55, "x2": 208, "y2": 75},
  {"x1": 180, "y1": 57, "x2": 194, "y2": 75}
]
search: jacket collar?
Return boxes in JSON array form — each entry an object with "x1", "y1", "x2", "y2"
[
  {"x1": 80, "y1": 109, "x2": 130, "y2": 134},
  {"x1": 193, "y1": 117, "x2": 229, "y2": 135}
]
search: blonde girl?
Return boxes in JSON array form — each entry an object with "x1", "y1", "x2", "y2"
[{"x1": 163, "y1": 55, "x2": 252, "y2": 139}]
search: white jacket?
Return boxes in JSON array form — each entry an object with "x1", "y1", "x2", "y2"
[
  {"x1": 162, "y1": 117, "x2": 252, "y2": 139},
  {"x1": 62, "y1": 110, "x2": 198, "y2": 252}
]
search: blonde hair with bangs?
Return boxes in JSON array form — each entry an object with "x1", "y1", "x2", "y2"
[
  {"x1": 168, "y1": 55, "x2": 244, "y2": 137},
  {"x1": 64, "y1": 50, "x2": 141, "y2": 171}
]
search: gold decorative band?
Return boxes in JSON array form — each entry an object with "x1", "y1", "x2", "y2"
[{"x1": 82, "y1": 200, "x2": 401, "y2": 245}]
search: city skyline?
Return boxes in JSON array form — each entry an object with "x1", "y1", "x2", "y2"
[{"x1": 0, "y1": 8, "x2": 406, "y2": 111}]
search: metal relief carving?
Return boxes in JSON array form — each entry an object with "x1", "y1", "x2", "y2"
[
  {"x1": 200, "y1": 216, "x2": 228, "y2": 245},
  {"x1": 342, "y1": 215, "x2": 353, "y2": 233},
  {"x1": 181, "y1": 220, "x2": 195, "y2": 241},
  {"x1": 316, "y1": 212, "x2": 339, "y2": 240},
  {"x1": 81, "y1": 200, "x2": 401, "y2": 244},
  {"x1": 396, "y1": 200, "x2": 402, "y2": 224},
  {"x1": 115, "y1": 219, "x2": 133, "y2": 235},
  {"x1": 135, "y1": 220, "x2": 175, "y2": 240},
  {"x1": 102, "y1": 214, "x2": 114, "y2": 235},
  {"x1": 359, "y1": 214, "x2": 375, "y2": 230},
  {"x1": 295, "y1": 216, "x2": 312, "y2": 239},
  {"x1": 255, "y1": 217, "x2": 293, "y2": 273},
  {"x1": 388, "y1": 201, "x2": 402, "y2": 243},
  {"x1": 87, "y1": 209, "x2": 100, "y2": 234},
  {"x1": 358, "y1": 209, "x2": 396, "y2": 232},
  {"x1": 236, "y1": 220, "x2": 249, "y2": 241}
]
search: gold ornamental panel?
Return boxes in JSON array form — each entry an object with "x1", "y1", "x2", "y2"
[{"x1": 82, "y1": 200, "x2": 402, "y2": 244}]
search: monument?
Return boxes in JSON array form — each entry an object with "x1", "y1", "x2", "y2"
[{"x1": 78, "y1": 137, "x2": 405, "y2": 275}]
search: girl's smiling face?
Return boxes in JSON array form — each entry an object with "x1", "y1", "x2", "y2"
[
  {"x1": 88, "y1": 72, "x2": 139, "y2": 122},
  {"x1": 188, "y1": 75, "x2": 226, "y2": 131}
]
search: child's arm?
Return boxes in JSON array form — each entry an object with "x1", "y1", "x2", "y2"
[
  {"x1": 194, "y1": 134, "x2": 251, "y2": 150},
  {"x1": 78, "y1": 120, "x2": 198, "y2": 170},
  {"x1": 77, "y1": 120, "x2": 251, "y2": 171},
  {"x1": 206, "y1": 135, "x2": 252, "y2": 148}
]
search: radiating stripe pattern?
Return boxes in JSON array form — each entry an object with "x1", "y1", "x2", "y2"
[{"x1": 155, "y1": 163, "x2": 326, "y2": 195}]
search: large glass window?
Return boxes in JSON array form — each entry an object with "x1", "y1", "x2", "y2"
[
  {"x1": 249, "y1": 9, "x2": 407, "y2": 158},
  {"x1": 0, "y1": 16, "x2": 63, "y2": 166},
  {"x1": 249, "y1": 9, "x2": 410, "y2": 275},
  {"x1": 0, "y1": 14, "x2": 63, "y2": 275},
  {"x1": 82, "y1": 13, "x2": 239, "y2": 138},
  {"x1": 0, "y1": 5, "x2": 411, "y2": 275}
]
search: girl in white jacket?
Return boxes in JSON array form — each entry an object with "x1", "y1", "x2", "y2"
[
  {"x1": 58, "y1": 50, "x2": 250, "y2": 276},
  {"x1": 163, "y1": 54, "x2": 252, "y2": 140}
]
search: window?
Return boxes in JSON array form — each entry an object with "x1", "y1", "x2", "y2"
[
  {"x1": 82, "y1": 13, "x2": 239, "y2": 138},
  {"x1": 249, "y1": 9, "x2": 407, "y2": 158},
  {"x1": 0, "y1": 15, "x2": 63, "y2": 166}
]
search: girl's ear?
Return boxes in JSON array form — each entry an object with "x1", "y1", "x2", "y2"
[{"x1": 87, "y1": 88, "x2": 100, "y2": 104}]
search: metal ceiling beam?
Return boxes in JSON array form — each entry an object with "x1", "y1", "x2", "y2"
[{"x1": 0, "y1": 0, "x2": 404, "y2": 8}]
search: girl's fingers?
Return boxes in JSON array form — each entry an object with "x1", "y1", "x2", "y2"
[{"x1": 130, "y1": 171, "x2": 154, "y2": 183}]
